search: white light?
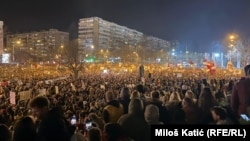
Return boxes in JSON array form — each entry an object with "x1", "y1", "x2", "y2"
[
  {"x1": 2, "y1": 53, "x2": 10, "y2": 63},
  {"x1": 156, "y1": 58, "x2": 161, "y2": 62},
  {"x1": 103, "y1": 69, "x2": 108, "y2": 74},
  {"x1": 214, "y1": 53, "x2": 220, "y2": 57}
]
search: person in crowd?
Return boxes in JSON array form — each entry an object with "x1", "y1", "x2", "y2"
[
  {"x1": 145, "y1": 90, "x2": 170, "y2": 124},
  {"x1": 210, "y1": 106, "x2": 233, "y2": 125},
  {"x1": 190, "y1": 82, "x2": 200, "y2": 99},
  {"x1": 102, "y1": 91, "x2": 124, "y2": 123},
  {"x1": 0, "y1": 108, "x2": 12, "y2": 127},
  {"x1": 130, "y1": 90, "x2": 140, "y2": 100},
  {"x1": 225, "y1": 79, "x2": 235, "y2": 105},
  {"x1": 231, "y1": 64, "x2": 250, "y2": 117},
  {"x1": 181, "y1": 97, "x2": 203, "y2": 124},
  {"x1": 144, "y1": 104, "x2": 163, "y2": 125},
  {"x1": 134, "y1": 84, "x2": 146, "y2": 101},
  {"x1": 201, "y1": 78, "x2": 210, "y2": 90},
  {"x1": 87, "y1": 127, "x2": 103, "y2": 141},
  {"x1": 0, "y1": 124, "x2": 11, "y2": 141},
  {"x1": 12, "y1": 116, "x2": 37, "y2": 141},
  {"x1": 160, "y1": 92, "x2": 170, "y2": 107},
  {"x1": 6, "y1": 106, "x2": 15, "y2": 123},
  {"x1": 36, "y1": 106, "x2": 73, "y2": 141},
  {"x1": 184, "y1": 90, "x2": 197, "y2": 104},
  {"x1": 89, "y1": 102, "x2": 97, "y2": 113},
  {"x1": 76, "y1": 112, "x2": 88, "y2": 135},
  {"x1": 198, "y1": 87, "x2": 218, "y2": 124},
  {"x1": 169, "y1": 91, "x2": 182, "y2": 102},
  {"x1": 214, "y1": 87, "x2": 227, "y2": 106},
  {"x1": 165, "y1": 91, "x2": 184, "y2": 124},
  {"x1": 118, "y1": 99, "x2": 150, "y2": 141},
  {"x1": 181, "y1": 81, "x2": 189, "y2": 97},
  {"x1": 88, "y1": 112, "x2": 105, "y2": 131},
  {"x1": 117, "y1": 87, "x2": 131, "y2": 114},
  {"x1": 103, "y1": 123, "x2": 130, "y2": 141},
  {"x1": 70, "y1": 125, "x2": 86, "y2": 141},
  {"x1": 29, "y1": 96, "x2": 50, "y2": 122},
  {"x1": 176, "y1": 87, "x2": 184, "y2": 99},
  {"x1": 28, "y1": 95, "x2": 74, "y2": 141}
]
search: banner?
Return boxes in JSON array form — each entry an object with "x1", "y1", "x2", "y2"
[
  {"x1": 71, "y1": 83, "x2": 76, "y2": 91},
  {"x1": 39, "y1": 88, "x2": 47, "y2": 96},
  {"x1": 55, "y1": 86, "x2": 59, "y2": 94},
  {"x1": 177, "y1": 73, "x2": 182, "y2": 78},
  {"x1": 19, "y1": 90, "x2": 31, "y2": 101},
  {"x1": 10, "y1": 91, "x2": 16, "y2": 105},
  {"x1": 100, "y1": 84, "x2": 105, "y2": 89},
  {"x1": 53, "y1": 76, "x2": 68, "y2": 81}
]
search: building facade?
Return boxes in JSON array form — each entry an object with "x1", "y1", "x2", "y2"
[
  {"x1": 0, "y1": 21, "x2": 3, "y2": 55},
  {"x1": 6, "y1": 29, "x2": 69, "y2": 63},
  {"x1": 78, "y1": 17, "x2": 171, "y2": 63}
]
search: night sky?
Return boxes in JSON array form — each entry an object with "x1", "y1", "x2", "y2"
[{"x1": 0, "y1": 0, "x2": 250, "y2": 51}]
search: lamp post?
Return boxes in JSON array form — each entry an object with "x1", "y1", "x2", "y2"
[
  {"x1": 12, "y1": 40, "x2": 21, "y2": 63},
  {"x1": 228, "y1": 34, "x2": 236, "y2": 62}
]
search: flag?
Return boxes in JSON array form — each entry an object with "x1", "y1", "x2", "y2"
[
  {"x1": 203, "y1": 60, "x2": 216, "y2": 75},
  {"x1": 189, "y1": 60, "x2": 195, "y2": 69},
  {"x1": 188, "y1": 60, "x2": 194, "y2": 64}
]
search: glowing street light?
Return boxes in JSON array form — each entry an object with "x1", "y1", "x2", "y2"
[
  {"x1": 227, "y1": 34, "x2": 237, "y2": 61},
  {"x1": 229, "y1": 35, "x2": 235, "y2": 41},
  {"x1": 12, "y1": 40, "x2": 21, "y2": 63}
]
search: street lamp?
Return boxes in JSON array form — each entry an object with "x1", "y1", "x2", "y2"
[
  {"x1": 12, "y1": 40, "x2": 21, "y2": 63},
  {"x1": 228, "y1": 34, "x2": 237, "y2": 61},
  {"x1": 229, "y1": 35, "x2": 235, "y2": 41}
]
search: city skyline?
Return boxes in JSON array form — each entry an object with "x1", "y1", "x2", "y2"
[{"x1": 1, "y1": 0, "x2": 250, "y2": 51}]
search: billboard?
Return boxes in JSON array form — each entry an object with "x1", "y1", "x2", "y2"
[{"x1": 1, "y1": 53, "x2": 10, "y2": 63}]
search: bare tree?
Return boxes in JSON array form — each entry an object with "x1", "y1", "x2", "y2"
[
  {"x1": 236, "y1": 39, "x2": 250, "y2": 66},
  {"x1": 61, "y1": 39, "x2": 85, "y2": 80}
]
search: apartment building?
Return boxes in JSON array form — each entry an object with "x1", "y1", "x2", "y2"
[
  {"x1": 78, "y1": 17, "x2": 171, "y2": 62},
  {"x1": 6, "y1": 29, "x2": 69, "y2": 63},
  {"x1": 0, "y1": 21, "x2": 3, "y2": 55}
]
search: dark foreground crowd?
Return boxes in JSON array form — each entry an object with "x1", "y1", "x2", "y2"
[{"x1": 0, "y1": 65, "x2": 250, "y2": 141}]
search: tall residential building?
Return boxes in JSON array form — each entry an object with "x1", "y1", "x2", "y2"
[
  {"x1": 6, "y1": 29, "x2": 69, "y2": 63},
  {"x1": 0, "y1": 21, "x2": 3, "y2": 55},
  {"x1": 78, "y1": 17, "x2": 171, "y2": 62}
]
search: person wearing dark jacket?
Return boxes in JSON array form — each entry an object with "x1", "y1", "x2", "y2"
[
  {"x1": 145, "y1": 91, "x2": 170, "y2": 124},
  {"x1": 118, "y1": 99, "x2": 150, "y2": 141},
  {"x1": 231, "y1": 64, "x2": 250, "y2": 117},
  {"x1": 117, "y1": 87, "x2": 131, "y2": 114}
]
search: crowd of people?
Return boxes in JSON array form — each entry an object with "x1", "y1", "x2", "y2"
[{"x1": 0, "y1": 64, "x2": 250, "y2": 141}]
